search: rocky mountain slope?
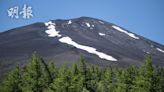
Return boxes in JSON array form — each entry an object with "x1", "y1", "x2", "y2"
[{"x1": 0, "y1": 17, "x2": 164, "y2": 78}]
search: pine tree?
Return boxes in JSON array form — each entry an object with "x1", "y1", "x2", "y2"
[
  {"x1": 96, "y1": 81, "x2": 107, "y2": 92},
  {"x1": 153, "y1": 66, "x2": 164, "y2": 92},
  {"x1": 99, "y1": 67, "x2": 113, "y2": 91},
  {"x1": 21, "y1": 52, "x2": 45, "y2": 92},
  {"x1": 72, "y1": 64, "x2": 79, "y2": 75},
  {"x1": 79, "y1": 55, "x2": 88, "y2": 89},
  {"x1": 133, "y1": 55, "x2": 154, "y2": 92},
  {"x1": 0, "y1": 65, "x2": 22, "y2": 92},
  {"x1": 113, "y1": 67, "x2": 126, "y2": 92},
  {"x1": 70, "y1": 64, "x2": 83, "y2": 92},
  {"x1": 50, "y1": 65, "x2": 68, "y2": 92},
  {"x1": 69, "y1": 64, "x2": 84, "y2": 91},
  {"x1": 119, "y1": 66, "x2": 137, "y2": 92},
  {"x1": 87, "y1": 66, "x2": 100, "y2": 92}
]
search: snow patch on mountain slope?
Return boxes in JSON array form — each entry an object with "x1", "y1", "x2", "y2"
[
  {"x1": 85, "y1": 23, "x2": 95, "y2": 30},
  {"x1": 99, "y1": 33, "x2": 105, "y2": 36},
  {"x1": 45, "y1": 21, "x2": 55, "y2": 26},
  {"x1": 85, "y1": 22, "x2": 91, "y2": 27},
  {"x1": 59, "y1": 36, "x2": 117, "y2": 61},
  {"x1": 68, "y1": 20, "x2": 72, "y2": 24},
  {"x1": 156, "y1": 48, "x2": 164, "y2": 53},
  {"x1": 112, "y1": 25, "x2": 139, "y2": 39},
  {"x1": 99, "y1": 21, "x2": 104, "y2": 24},
  {"x1": 44, "y1": 21, "x2": 61, "y2": 37}
]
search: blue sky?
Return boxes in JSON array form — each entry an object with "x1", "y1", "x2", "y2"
[{"x1": 0, "y1": 0, "x2": 164, "y2": 45}]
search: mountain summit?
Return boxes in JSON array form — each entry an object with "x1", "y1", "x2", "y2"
[{"x1": 0, "y1": 17, "x2": 164, "y2": 78}]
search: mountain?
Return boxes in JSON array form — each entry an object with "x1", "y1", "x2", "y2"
[{"x1": 0, "y1": 17, "x2": 164, "y2": 78}]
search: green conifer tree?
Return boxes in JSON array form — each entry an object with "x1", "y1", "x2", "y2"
[
  {"x1": 0, "y1": 65, "x2": 22, "y2": 92},
  {"x1": 21, "y1": 53, "x2": 45, "y2": 92},
  {"x1": 133, "y1": 55, "x2": 154, "y2": 92}
]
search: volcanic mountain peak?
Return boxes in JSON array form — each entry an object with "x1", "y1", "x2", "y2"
[
  {"x1": 1, "y1": 16, "x2": 164, "y2": 80},
  {"x1": 0, "y1": 17, "x2": 164, "y2": 72}
]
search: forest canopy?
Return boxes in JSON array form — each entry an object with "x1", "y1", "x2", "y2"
[{"x1": 0, "y1": 53, "x2": 164, "y2": 92}]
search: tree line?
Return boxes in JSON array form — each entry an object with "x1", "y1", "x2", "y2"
[{"x1": 0, "y1": 53, "x2": 164, "y2": 92}]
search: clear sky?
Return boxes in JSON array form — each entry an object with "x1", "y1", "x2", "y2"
[{"x1": 0, "y1": 0, "x2": 164, "y2": 45}]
